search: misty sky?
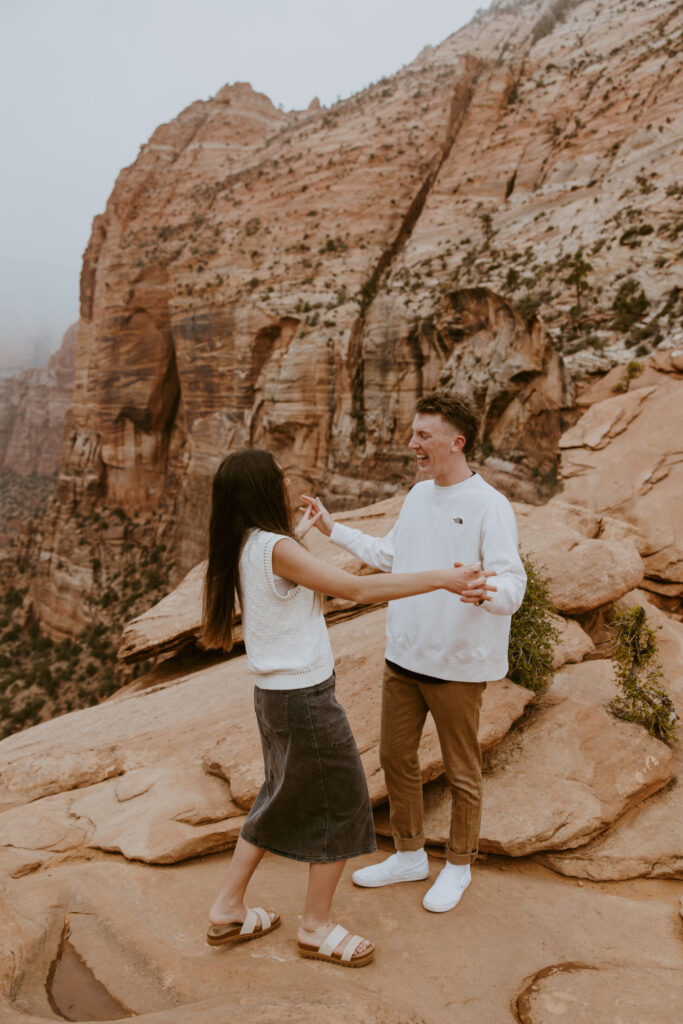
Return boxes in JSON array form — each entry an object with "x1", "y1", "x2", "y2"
[{"x1": 0, "y1": 0, "x2": 485, "y2": 370}]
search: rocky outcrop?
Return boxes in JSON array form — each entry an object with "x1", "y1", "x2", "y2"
[
  {"x1": 559, "y1": 366, "x2": 683, "y2": 605},
  {"x1": 541, "y1": 590, "x2": 683, "y2": 880},
  {"x1": 513, "y1": 499, "x2": 645, "y2": 614},
  {"x1": 28, "y1": 0, "x2": 683, "y2": 638},
  {"x1": 0, "y1": 592, "x2": 680, "y2": 1022}
]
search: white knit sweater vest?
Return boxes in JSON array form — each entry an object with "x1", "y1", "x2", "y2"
[{"x1": 238, "y1": 529, "x2": 334, "y2": 690}]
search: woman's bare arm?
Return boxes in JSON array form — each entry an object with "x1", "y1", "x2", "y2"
[{"x1": 272, "y1": 537, "x2": 494, "y2": 604}]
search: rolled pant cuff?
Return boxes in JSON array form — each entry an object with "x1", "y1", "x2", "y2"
[
  {"x1": 394, "y1": 834, "x2": 425, "y2": 852},
  {"x1": 446, "y1": 848, "x2": 477, "y2": 866}
]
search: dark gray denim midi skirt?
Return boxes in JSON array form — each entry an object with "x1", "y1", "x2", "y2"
[{"x1": 241, "y1": 674, "x2": 377, "y2": 863}]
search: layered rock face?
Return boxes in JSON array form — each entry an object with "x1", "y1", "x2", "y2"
[
  {"x1": 0, "y1": 324, "x2": 76, "y2": 477},
  {"x1": 28, "y1": 0, "x2": 683, "y2": 636}
]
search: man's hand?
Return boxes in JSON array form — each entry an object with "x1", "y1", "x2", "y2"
[
  {"x1": 299, "y1": 494, "x2": 334, "y2": 537},
  {"x1": 456, "y1": 565, "x2": 499, "y2": 602},
  {"x1": 452, "y1": 562, "x2": 497, "y2": 605}
]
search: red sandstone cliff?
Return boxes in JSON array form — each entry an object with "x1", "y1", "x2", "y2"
[{"x1": 26, "y1": 0, "x2": 683, "y2": 637}]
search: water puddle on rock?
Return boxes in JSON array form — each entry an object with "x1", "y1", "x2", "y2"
[{"x1": 46, "y1": 925, "x2": 134, "y2": 1021}]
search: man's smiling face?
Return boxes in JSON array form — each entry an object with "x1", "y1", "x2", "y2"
[{"x1": 408, "y1": 412, "x2": 465, "y2": 484}]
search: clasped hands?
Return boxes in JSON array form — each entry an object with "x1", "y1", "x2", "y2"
[{"x1": 452, "y1": 563, "x2": 496, "y2": 605}]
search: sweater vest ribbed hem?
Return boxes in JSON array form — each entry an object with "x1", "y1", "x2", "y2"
[{"x1": 253, "y1": 658, "x2": 335, "y2": 691}]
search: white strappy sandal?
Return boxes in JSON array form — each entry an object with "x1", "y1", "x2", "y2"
[
  {"x1": 298, "y1": 922, "x2": 375, "y2": 967},
  {"x1": 206, "y1": 906, "x2": 280, "y2": 946}
]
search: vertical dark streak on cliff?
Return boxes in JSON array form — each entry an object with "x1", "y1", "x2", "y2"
[{"x1": 347, "y1": 56, "x2": 484, "y2": 447}]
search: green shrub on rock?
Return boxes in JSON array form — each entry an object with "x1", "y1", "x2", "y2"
[
  {"x1": 609, "y1": 605, "x2": 678, "y2": 744},
  {"x1": 508, "y1": 553, "x2": 560, "y2": 692}
]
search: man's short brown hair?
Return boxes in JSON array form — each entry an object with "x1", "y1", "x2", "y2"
[{"x1": 414, "y1": 390, "x2": 480, "y2": 451}]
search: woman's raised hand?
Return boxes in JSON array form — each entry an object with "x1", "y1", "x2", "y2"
[
  {"x1": 295, "y1": 502, "x2": 323, "y2": 539},
  {"x1": 299, "y1": 494, "x2": 334, "y2": 537}
]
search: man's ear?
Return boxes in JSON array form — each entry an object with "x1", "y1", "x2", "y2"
[{"x1": 452, "y1": 435, "x2": 466, "y2": 452}]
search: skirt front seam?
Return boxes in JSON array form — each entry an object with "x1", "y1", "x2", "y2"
[{"x1": 240, "y1": 675, "x2": 376, "y2": 863}]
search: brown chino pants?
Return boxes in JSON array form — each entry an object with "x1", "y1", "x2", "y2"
[{"x1": 379, "y1": 663, "x2": 486, "y2": 865}]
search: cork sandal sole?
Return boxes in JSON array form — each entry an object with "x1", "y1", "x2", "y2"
[
  {"x1": 206, "y1": 907, "x2": 280, "y2": 946},
  {"x1": 298, "y1": 923, "x2": 375, "y2": 967}
]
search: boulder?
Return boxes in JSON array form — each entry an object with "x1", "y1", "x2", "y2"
[
  {"x1": 68, "y1": 766, "x2": 247, "y2": 864},
  {"x1": 514, "y1": 500, "x2": 645, "y2": 614},
  {"x1": 559, "y1": 379, "x2": 683, "y2": 597},
  {"x1": 541, "y1": 591, "x2": 683, "y2": 880},
  {"x1": 551, "y1": 615, "x2": 595, "y2": 668}
]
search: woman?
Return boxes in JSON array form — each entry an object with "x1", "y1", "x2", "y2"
[{"x1": 202, "y1": 448, "x2": 490, "y2": 967}]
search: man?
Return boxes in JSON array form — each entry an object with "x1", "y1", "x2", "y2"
[{"x1": 302, "y1": 390, "x2": 526, "y2": 913}]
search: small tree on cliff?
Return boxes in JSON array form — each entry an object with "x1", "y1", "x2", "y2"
[
  {"x1": 564, "y1": 249, "x2": 593, "y2": 313},
  {"x1": 608, "y1": 605, "x2": 678, "y2": 744}
]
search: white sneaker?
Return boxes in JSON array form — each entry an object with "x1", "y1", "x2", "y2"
[
  {"x1": 422, "y1": 863, "x2": 471, "y2": 913},
  {"x1": 352, "y1": 852, "x2": 430, "y2": 888}
]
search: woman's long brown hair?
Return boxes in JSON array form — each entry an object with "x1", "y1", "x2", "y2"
[{"x1": 201, "y1": 448, "x2": 295, "y2": 651}]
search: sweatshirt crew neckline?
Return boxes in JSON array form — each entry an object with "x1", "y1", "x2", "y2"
[{"x1": 431, "y1": 471, "x2": 477, "y2": 493}]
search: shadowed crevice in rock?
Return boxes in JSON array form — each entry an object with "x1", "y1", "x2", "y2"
[
  {"x1": 46, "y1": 919, "x2": 133, "y2": 1021},
  {"x1": 344, "y1": 57, "x2": 482, "y2": 451}
]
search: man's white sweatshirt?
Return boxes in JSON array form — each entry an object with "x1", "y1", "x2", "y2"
[{"x1": 330, "y1": 474, "x2": 526, "y2": 682}]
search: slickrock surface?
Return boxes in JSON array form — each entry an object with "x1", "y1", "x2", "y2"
[
  {"x1": 27, "y1": 0, "x2": 683, "y2": 639},
  {"x1": 559, "y1": 372, "x2": 683, "y2": 603},
  {"x1": 516, "y1": 964, "x2": 683, "y2": 1024},
  {"x1": 1, "y1": 853, "x2": 681, "y2": 1024}
]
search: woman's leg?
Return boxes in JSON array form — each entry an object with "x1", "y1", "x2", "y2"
[
  {"x1": 298, "y1": 861, "x2": 372, "y2": 956},
  {"x1": 209, "y1": 836, "x2": 273, "y2": 925}
]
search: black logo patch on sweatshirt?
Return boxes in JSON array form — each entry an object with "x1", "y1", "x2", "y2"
[{"x1": 452, "y1": 516, "x2": 464, "y2": 525}]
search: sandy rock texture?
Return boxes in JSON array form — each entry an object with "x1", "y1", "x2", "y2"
[
  {"x1": 514, "y1": 499, "x2": 644, "y2": 614},
  {"x1": 27, "y1": 0, "x2": 683, "y2": 638},
  {"x1": 1, "y1": 851, "x2": 681, "y2": 1024},
  {"x1": 516, "y1": 963, "x2": 683, "y2": 1024}
]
